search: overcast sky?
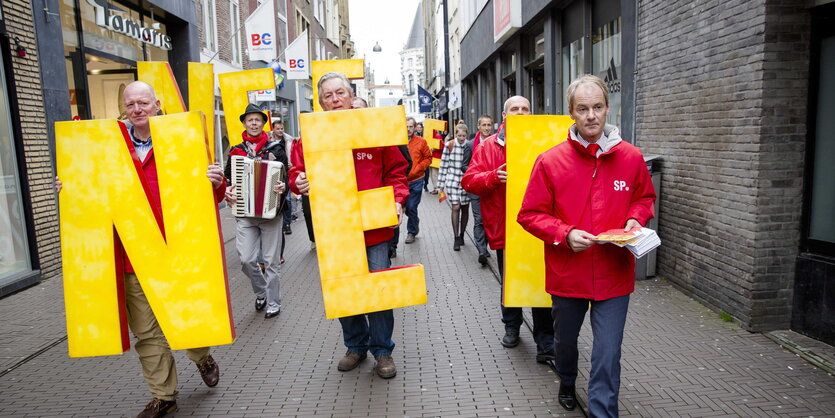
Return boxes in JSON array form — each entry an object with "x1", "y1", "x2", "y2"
[{"x1": 348, "y1": 0, "x2": 422, "y2": 86}]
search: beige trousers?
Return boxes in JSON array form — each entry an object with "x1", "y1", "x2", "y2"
[{"x1": 124, "y1": 273, "x2": 210, "y2": 401}]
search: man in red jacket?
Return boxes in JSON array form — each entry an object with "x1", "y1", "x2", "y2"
[
  {"x1": 57, "y1": 81, "x2": 226, "y2": 418},
  {"x1": 461, "y1": 96, "x2": 555, "y2": 364},
  {"x1": 289, "y1": 72, "x2": 409, "y2": 379},
  {"x1": 517, "y1": 75, "x2": 656, "y2": 416}
]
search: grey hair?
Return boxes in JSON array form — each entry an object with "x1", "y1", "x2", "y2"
[
  {"x1": 406, "y1": 116, "x2": 416, "y2": 124},
  {"x1": 566, "y1": 75, "x2": 609, "y2": 112},
  {"x1": 317, "y1": 72, "x2": 353, "y2": 99}
]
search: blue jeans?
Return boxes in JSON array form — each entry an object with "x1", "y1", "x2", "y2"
[
  {"x1": 553, "y1": 294, "x2": 630, "y2": 418},
  {"x1": 282, "y1": 193, "x2": 292, "y2": 227},
  {"x1": 405, "y1": 178, "x2": 424, "y2": 235},
  {"x1": 338, "y1": 242, "x2": 395, "y2": 357}
]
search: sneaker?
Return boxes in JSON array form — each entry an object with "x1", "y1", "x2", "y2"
[
  {"x1": 196, "y1": 354, "x2": 219, "y2": 387},
  {"x1": 265, "y1": 306, "x2": 280, "y2": 319},
  {"x1": 374, "y1": 355, "x2": 397, "y2": 379},
  {"x1": 478, "y1": 254, "x2": 488, "y2": 266},
  {"x1": 337, "y1": 351, "x2": 367, "y2": 371},
  {"x1": 255, "y1": 297, "x2": 267, "y2": 311},
  {"x1": 405, "y1": 233, "x2": 416, "y2": 244},
  {"x1": 501, "y1": 330, "x2": 520, "y2": 348},
  {"x1": 136, "y1": 398, "x2": 177, "y2": 418}
]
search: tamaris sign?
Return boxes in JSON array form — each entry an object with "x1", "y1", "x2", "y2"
[{"x1": 86, "y1": 0, "x2": 173, "y2": 50}]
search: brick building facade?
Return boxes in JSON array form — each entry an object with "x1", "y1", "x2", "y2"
[{"x1": 636, "y1": 0, "x2": 810, "y2": 331}]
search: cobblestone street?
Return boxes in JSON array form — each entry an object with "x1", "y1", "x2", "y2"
[{"x1": 1, "y1": 194, "x2": 834, "y2": 417}]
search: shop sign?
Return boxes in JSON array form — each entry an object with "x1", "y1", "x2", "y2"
[
  {"x1": 86, "y1": 0, "x2": 172, "y2": 50},
  {"x1": 493, "y1": 0, "x2": 521, "y2": 43}
]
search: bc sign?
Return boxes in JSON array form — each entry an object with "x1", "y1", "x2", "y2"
[{"x1": 250, "y1": 33, "x2": 272, "y2": 46}]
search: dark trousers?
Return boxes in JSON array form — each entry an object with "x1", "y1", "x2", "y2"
[
  {"x1": 301, "y1": 194, "x2": 314, "y2": 243},
  {"x1": 496, "y1": 249, "x2": 555, "y2": 354},
  {"x1": 553, "y1": 294, "x2": 630, "y2": 418}
]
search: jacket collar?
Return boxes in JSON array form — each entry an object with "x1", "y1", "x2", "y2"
[{"x1": 568, "y1": 124, "x2": 622, "y2": 155}]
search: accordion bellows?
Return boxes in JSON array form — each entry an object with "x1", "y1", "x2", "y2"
[{"x1": 231, "y1": 155, "x2": 284, "y2": 219}]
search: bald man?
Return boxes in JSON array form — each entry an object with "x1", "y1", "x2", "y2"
[
  {"x1": 462, "y1": 95, "x2": 555, "y2": 365},
  {"x1": 57, "y1": 81, "x2": 226, "y2": 418}
]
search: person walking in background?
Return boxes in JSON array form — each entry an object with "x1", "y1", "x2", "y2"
[
  {"x1": 464, "y1": 114, "x2": 494, "y2": 266},
  {"x1": 438, "y1": 123, "x2": 471, "y2": 251},
  {"x1": 518, "y1": 75, "x2": 655, "y2": 416},
  {"x1": 402, "y1": 117, "x2": 433, "y2": 245}
]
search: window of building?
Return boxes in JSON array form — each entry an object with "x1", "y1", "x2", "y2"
[
  {"x1": 202, "y1": 0, "x2": 218, "y2": 53},
  {"x1": 0, "y1": 50, "x2": 31, "y2": 287},
  {"x1": 408, "y1": 74, "x2": 415, "y2": 95},
  {"x1": 561, "y1": 2, "x2": 585, "y2": 112},
  {"x1": 230, "y1": 0, "x2": 241, "y2": 65},
  {"x1": 806, "y1": 33, "x2": 835, "y2": 252},
  {"x1": 525, "y1": 28, "x2": 545, "y2": 115},
  {"x1": 592, "y1": 17, "x2": 621, "y2": 126},
  {"x1": 502, "y1": 51, "x2": 517, "y2": 97},
  {"x1": 314, "y1": 0, "x2": 325, "y2": 26}
]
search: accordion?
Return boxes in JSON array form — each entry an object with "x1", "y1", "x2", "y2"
[{"x1": 230, "y1": 155, "x2": 284, "y2": 219}]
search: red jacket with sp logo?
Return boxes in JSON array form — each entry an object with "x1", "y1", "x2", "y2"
[
  {"x1": 289, "y1": 138, "x2": 409, "y2": 247},
  {"x1": 517, "y1": 128, "x2": 655, "y2": 300}
]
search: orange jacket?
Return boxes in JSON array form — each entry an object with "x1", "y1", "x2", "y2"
[{"x1": 407, "y1": 134, "x2": 432, "y2": 182}]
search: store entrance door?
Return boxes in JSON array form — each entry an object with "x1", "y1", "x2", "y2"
[{"x1": 83, "y1": 54, "x2": 136, "y2": 120}]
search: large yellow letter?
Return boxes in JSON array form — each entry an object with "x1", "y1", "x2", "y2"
[
  {"x1": 299, "y1": 106, "x2": 426, "y2": 318},
  {"x1": 57, "y1": 112, "x2": 235, "y2": 357},
  {"x1": 218, "y1": 68, "x2": 275, "y2": 147},
  {"x1": 504, "y1": 115, "x2": 574, "y2": 307},
  {"x1": 310, "y1": 59, "x2": 364, "y2": 112},
  {"x1": 422, "y1": 118, "x2": 447, "y2": 168},
  {"x1": 137, "y1": 62, "x2": 218, "y2": 160}
]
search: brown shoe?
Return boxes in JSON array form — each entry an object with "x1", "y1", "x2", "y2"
[
  {"x1": 374, "y1": 355, "x2": 397, "y2": 379},
  {"x1": 136, "y1": 398, "x2": 177, "y2": 418},
  {"x1": 197, "y1": 354, "x2": 219, "y2": 387},
  {"x1": 337, "y1": 351, "x2": 367, "y2": 371}
]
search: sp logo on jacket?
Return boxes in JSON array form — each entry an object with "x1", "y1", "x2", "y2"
[{"x1": 613, "y1": 180, "x2": 630, "y2": 191}]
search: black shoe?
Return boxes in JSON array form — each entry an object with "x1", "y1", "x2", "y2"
[
  {"x1": 453, "y1": 239, "x2": 461, "y2": 251},
  {"x1": 459, "y1": 235, "x2": 465, "y2": 246},
  {"x1": 283, "y1": 225, "x2": 292, "y2": 235},
  {"x1": 388, "y1": 247, "x2": 396, "y2": 258},
  {"x1": 478, "y1": 254, "x2": 488, "y2": 266},
  {"x1": 536, "y1": 351, "x2": 555, "y2": 364},
  {"x1": 255, "y1": 298, "x2": 267, "y2": 311},
  {"x1": 558, "y1": 383, "x2": 577, "y2": 411},
  {"x1": 501, "y1": 331, "x2": 520, "y2": 348}
]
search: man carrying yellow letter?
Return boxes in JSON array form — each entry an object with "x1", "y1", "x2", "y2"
[
  {"x1": 289, "y1": 72, "x2": 409, "y2": 379},
  {"x1": 56, "y1": 81, "x2": 226, "y2": 418}
]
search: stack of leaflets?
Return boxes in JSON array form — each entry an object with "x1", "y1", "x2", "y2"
[{"x1": 593, "y1": 227, "x2": 661, "y2": 258}]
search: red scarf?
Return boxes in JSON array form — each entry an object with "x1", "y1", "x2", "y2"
[{"x1": 231, "y1": 131, "x2": 269, "y2": 156}]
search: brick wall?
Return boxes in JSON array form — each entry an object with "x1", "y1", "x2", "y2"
[
  {"x1": 2, "y1": 1, "x2": 61, "y2": 280},
  {"x1": 635, "y1": 0, "x2": 809, "y2": 331}
]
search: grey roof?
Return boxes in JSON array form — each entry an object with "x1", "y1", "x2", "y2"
[{"x1": 403, "y1": 2, "x2": 424, "y2": 50}]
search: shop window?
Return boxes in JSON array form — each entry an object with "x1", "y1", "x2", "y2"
[
  {"x1": 807, "y1": 34, "x2": 835, "y2": 251},
  {"x1": 561, "y1": 1, "x2": 585, "y2": 112},
  {"x1": 0, "y1": 52, "x2": 32, "y2": 286},
  {"x1": 592, "y1": 17, "x2": 622, "y2": 126}
]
